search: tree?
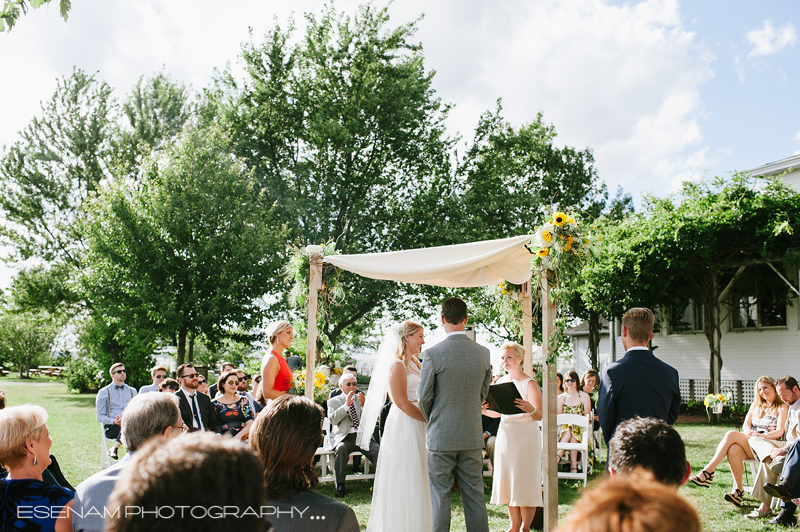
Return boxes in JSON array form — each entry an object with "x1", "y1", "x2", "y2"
[
  {"x1": 83, "y1": 125, "x2": 286, "y2": 365},
  {"x1": 0, "y1": 68, "x2": 115, "y2": 264},
  {"x1": 582, "y1": 175, "x2": 800, "y2": 392},
  {"x1": 1, "y1": 0, "x2": 70, "y2": 32},
  {"x1": 215, "y1": 4, "x2": 455, "y2": 360},
  {"x1": 0, "y1": 310, "x2": 59, "y2": 377}
]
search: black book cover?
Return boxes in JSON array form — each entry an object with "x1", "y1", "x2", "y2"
[{"x1": 485, "y1": 382, "x2": 525, "y2": 415}]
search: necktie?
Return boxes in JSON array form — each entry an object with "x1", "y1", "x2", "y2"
[
  {"x1": 190, "y1": 394, "x2": 201, "y2": 429},
  {"x1": 349, "y1": 403, "x2": 359, "y2": 430}
]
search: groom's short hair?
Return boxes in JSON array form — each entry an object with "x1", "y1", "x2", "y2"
[
  {"x1": 622, "y1": 307, "x2": 655, "y2": 342},
  {"x1": 441, "y1": 297, "x2": 467, "y2": 325}
]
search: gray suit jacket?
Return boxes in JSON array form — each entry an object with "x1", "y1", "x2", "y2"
[
  {"x1": 266, "y1": 490, "x2": 359, "y2": 532},
  {"x1": 72, "y1": 456, "x2": 130, "y2": 532},
  {"x1": 326, "y1": 392, "x2": 362, "y2": 449},
  {"x1": 418, "y1": 333, "x2": 492, "y2": 452}
]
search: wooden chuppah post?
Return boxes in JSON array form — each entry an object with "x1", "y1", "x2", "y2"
[
  {"x1": 522, "y1": 282, "x2": 533, "y2": 375},
  {"x1": 541, "y1": 269, "x2": 558, "y2": 531},
  {"x1": 304, "y1": 251, "x2": 323, "y2": 400}
]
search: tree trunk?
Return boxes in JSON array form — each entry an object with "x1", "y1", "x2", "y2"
[
  {"x1": 587, "y1": 310, "x2": 600, "y2": 370},
  {"x1": 188, "y1": 333, "x2": 195, "y2": 364},
  {"x1": 177, "y1": 327, "x2": 187, "y2": 367},
  {"x1": 703, "y1": 273, "x2": 723, "y2": 422}
]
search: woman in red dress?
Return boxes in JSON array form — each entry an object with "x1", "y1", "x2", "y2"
[{"x1": 258, "y1": 321, "x2": 294, "y2": 405}]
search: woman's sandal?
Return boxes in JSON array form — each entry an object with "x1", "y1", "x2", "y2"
[
  {"x1": 570, "y1": 468, "x2": 578, "y2": 474},
  {"x1": 724, "y1": 489, "x2": 745, "y2": 507},
  {"x1": 689, "y1": 469, "x2": 714, "y2": 487}
]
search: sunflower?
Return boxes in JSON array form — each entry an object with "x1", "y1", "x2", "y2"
[
  {"x1": 538, "y1": 248, "x2": 549, "y2": 257},
  {"x1": 553, "y1": 212, "x2": 568, "y2": 226},
  {"x1": 542, "y1": 230, "x2": 552, "y2": 243}
]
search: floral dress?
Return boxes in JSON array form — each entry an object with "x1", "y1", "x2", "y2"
[
  {"x1": 559, "y1": 401, "x2": 594, "y2": 470},
  {"x1": 212, "y1": 396, "x2": 254, "y2": 436},
  {"x1": 0, "y1": 478, "x2": 73, "y2": 531}
]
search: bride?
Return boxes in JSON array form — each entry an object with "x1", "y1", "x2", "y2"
[{"x1": 357, "y1": 320, "x2": 433, "y2": 532}]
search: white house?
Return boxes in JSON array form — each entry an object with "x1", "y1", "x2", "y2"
[{"x1": 564, "y1": 154, "x2": 800, "y2": 404}]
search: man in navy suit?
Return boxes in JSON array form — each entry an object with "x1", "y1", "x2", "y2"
[
  {"x1": 764, "y1": 438, "x2": 800, "y2": 526},
  {"x1": 598, "y1": 307, "x2": 680, "y2": 448}
]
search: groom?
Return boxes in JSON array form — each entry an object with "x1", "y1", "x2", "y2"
[{"x1": 419, "y1": 297, "x2": 492, "y2": 532}]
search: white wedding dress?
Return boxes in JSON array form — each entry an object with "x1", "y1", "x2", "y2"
[{"x1": 366, "y1": 360, "x2": 433, "y2": 532}]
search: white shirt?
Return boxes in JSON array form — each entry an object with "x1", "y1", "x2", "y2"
[{"x1": 181, "y1": 386, "x2": 205, "y2": 430}]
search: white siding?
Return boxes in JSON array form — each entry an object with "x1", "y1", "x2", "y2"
[{"x1": 568, "y1": 294, "x2": 800, "y2": 382}]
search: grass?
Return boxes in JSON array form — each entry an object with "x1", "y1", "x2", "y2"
[{"x1": 2, "y1": 376, "x2": 768, "y2": 530}]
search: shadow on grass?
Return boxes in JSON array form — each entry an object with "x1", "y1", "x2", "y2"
[{"x1": 51, "y1": 395, "x2": 97, "y2": 408}]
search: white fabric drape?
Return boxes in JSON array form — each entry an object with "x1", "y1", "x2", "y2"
[{"x1": 324, "y1": 234, "x2": 535, "y2": 287}]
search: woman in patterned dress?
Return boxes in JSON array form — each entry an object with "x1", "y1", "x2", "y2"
[
  {"x1": 212, "y1": 370, "x2": 254, "y2": 441},
  {"x1": 557, "y1": 370, "x2": 592, "y2": 474},
  {"x1": 689, "y1": 375, "x2": 787, "y2": 510}
]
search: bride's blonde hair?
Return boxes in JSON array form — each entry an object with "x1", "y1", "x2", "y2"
[{"x1": 397, "y1": 320, "x2": 423, "y2": 370}]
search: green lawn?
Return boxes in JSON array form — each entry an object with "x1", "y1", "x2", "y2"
[{"x1": 1, "y1": 376, "x2": 771, "y2": 530}]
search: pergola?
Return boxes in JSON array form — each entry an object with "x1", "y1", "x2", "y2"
[{"x1": 302, "y1": 235, "x2": 560, "y2": 530}]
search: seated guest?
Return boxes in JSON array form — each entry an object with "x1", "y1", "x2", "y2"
[
  {"x1": 330, "y1": 366, "x2": 358, "y2": 399},
  {"x1": 158, "y1": 378, "x2": 180, "y2": 392},
  {"x1": 208, "y1": 361, "x2": 235, "y2": 397},
  {"x1": 556, "y1": 476, "x2": 699, "y2": 532},
  {"x1": 286, "y1": 354, "x2": 304, "y2": 372},
  {"x1": 196, "y1": 375, "x2": 209, "y2": 395},
  {"x1": 690, "y1": 375, "x2": 787, "y2": 507},
  {"x1": 211, "y1": 370, "x2": 254, "y2": 441},
  {"x1": 96, "y1": 363, "x2": 137, "y2": 460},
  {"x1": 234, "y1": 369, "x2": 260, "y2": 413},
  {"x1": 72, "y1": 393, "x2": 184, "y2": 532},
  {"x1": 556, "y1": 372, "x2": 564, "y2": 395},
  {"x1": 482, "y1": 412, "x2": 500, "y2": 466},
  {"x1": 251, "y1": 395, "x2": 359, "y2": 532},
  {"x1": 580, "y1": 368, "x2": 600, "y2": 431},
  {"x1": 105, "y1": 433, "x2": 271, "y2": 532},
  {"x1": 175, "y1": 364, "x2": 222, "y2": 433},
  {"x1": 608, "y1": 417, "x2": 690, "y2": 487},
  {"x1": 557, "y1": 370, "x2": 592, "y2": 473},
  {"x1": 749, "y1": 375, "x2": 800, "y2": 520},
  {"x1": 0, "y1": 405, "x2": 73, "y2": 532},
  {"x1": 764, "y1": 438, "x2": 800, "y2": 526},
  {"x1": 326, "y1": 373, "x2": 379, "y2": 497},
  {"x1": 138, "y1": 366, "x2": 168, "y2": 394}
]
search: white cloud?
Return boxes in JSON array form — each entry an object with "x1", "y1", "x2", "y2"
[{"x1": 746, "y1": 20, "x2": 797, "y2": 58}]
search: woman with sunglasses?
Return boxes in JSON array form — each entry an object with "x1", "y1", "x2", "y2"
[
  {"x1": 557, "y1": 370, "x2": 592, "y2": 474},
  {"x1": 212, "y1": 370, "x2": 254, "y2": 442},
  {"x1": 196, "y1": 376, "x2": 209, "y2": 396}
]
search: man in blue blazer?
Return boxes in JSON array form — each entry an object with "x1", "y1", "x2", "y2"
[{"x1": 598, "y1": 307, "x2": 680, "y2": 447}]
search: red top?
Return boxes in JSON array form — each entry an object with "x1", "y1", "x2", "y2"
[{"x1": 272, "y1": 351, "x2": 293, "y2": 392}]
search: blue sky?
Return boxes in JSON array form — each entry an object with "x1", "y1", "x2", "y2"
[{"x1": 0, "y1": 0, "x2": 798, "y2": 286}]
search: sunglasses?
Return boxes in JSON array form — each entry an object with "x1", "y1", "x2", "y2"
[
  {"x1": 342, "y1": 382, "x2": 357, "y2": 387},
  {"x1": 181, "y1": 373, "x2": 199, "y2": 379},
  {"x1": 564, "y1": 379, "x2": 575, "y2": 383},
  {"x1": 198, "y1": 379, "x2": 206, "y2": 384},
  {"x1": 155, "y1": 374, "x2": 167, "y2": 379},
  {"x1": 114, "y1": 369, "x2": 126, "y2": 374}
]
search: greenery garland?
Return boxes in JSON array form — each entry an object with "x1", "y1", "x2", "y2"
[
  {"x1": 283, "y1": 240, "x2": 345, "y2": 319},
  {"x1": 490, "y1": 210, "x2": 593, "y2": 366},
  {"x1": 531, "y1": 210, "x2": 592, "y2": 365}
]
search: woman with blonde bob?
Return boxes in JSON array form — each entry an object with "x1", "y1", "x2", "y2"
[
  {"x1": 556, "y1": 476, "x2": 700, "y2": 532},
  {"x1": 483, "y1": 341, "x2": 543, "y2": 532},
  {"x1": 258, "y1": 320, "x2": 295, "y2": 405},
  {"x1": 251, "y1": 395, "x2": 359, "y2": 532},
  {"x1": 0, "y1": 405, "x2": 73, "y2": 532},
  {"x1": 690, "y1": 375, "x2": 787, "y2": 510}
]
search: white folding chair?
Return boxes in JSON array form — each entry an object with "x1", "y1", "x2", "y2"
[
  {"x1": 99, "y1": 423, "x2": 116, "y2": 469},
  {"x1": 556, "y1": 413, "x2": 591, "y2": 486},
  {"x1": 315, "y1": 417, "x2": 374, "y2": 483},
  {"x1": 742, "y1": 457, "x2": 781, "y2": 511}
]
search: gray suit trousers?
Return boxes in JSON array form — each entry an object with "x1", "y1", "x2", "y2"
[{"x1": 428, "y1": 449, "x2": 489, "y2": 532}]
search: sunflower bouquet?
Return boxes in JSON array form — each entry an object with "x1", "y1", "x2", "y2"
[
  {"x1": 290, "y1": 369, "x2": 331, "y2": 404},
  {"x1": 704, "y1": 393, "x2": 729, "y2": 418},
  {"x1": 532, "y1": 211, "x2": 587, "y2": 267}
]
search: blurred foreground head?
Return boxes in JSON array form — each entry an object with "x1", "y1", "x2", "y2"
[
  {"x1": 608, "y1": 416, "x2": 689, "y2": 487},
  {"x1": 106, "y1": 432, "x2": 270, "y2": 532},
  {"x1": 556, "y1": 476, "x2": 699, "y2": 532}
]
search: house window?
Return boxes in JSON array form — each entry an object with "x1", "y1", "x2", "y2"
[
  {"x1": 669, "y1": 301, "x2": 704, "y2": 333},
  {"x1": 731, "y1": 295, "x2": 787, "y2": 329}
]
